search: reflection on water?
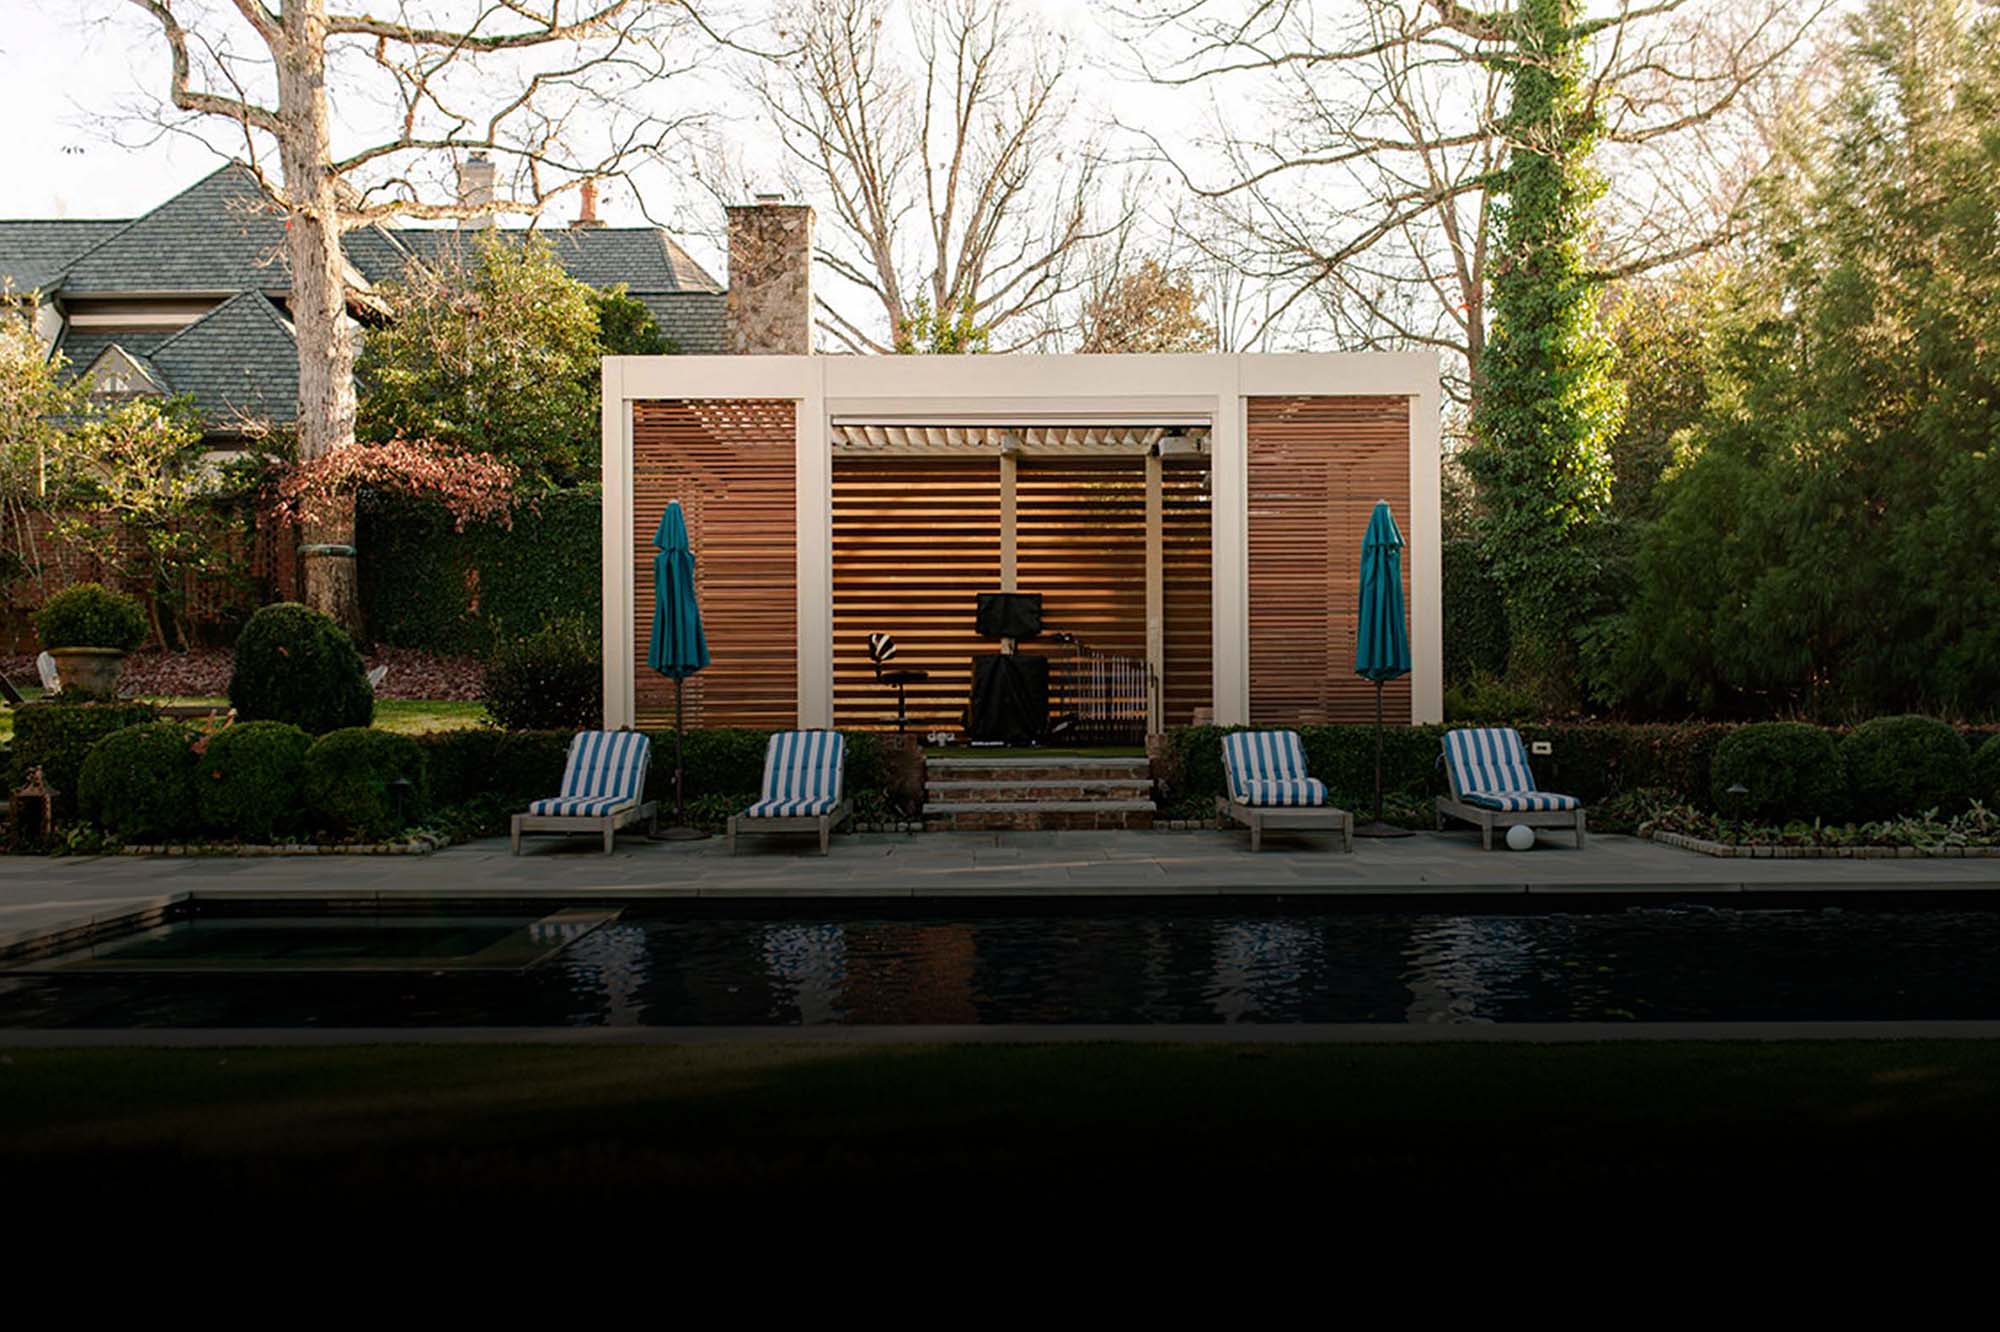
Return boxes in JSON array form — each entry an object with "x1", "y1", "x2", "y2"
[{"x1": 5, "y1": 906, "x2": 2000, "y2": 1027}]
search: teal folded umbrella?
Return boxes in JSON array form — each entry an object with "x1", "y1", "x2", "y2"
[
  {"x1": 1354, "y1": 500, "x2": 1412, "y2": 837},
  {"x1": 650, "y1": 501, "x2": 709, "y2": 836}
]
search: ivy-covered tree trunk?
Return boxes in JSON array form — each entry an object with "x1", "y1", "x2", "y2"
[{"x1": 1465, "y1": 0, "x2": 1623, "y2": 706}]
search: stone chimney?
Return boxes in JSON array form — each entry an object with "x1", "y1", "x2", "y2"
[
  {"x1": 725, "y1": 194, "x2": 814, "y2": 355},
  {"x1": 457, "y1": 153, "x2": 496, "y2": 228},
  {"x1": 573, "y1": 179, "x2": 606, "y2": 229}
]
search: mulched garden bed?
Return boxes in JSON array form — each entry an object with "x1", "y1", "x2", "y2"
[{"x1": 2, "y1": 647, "x2": 482, "y2": 701}]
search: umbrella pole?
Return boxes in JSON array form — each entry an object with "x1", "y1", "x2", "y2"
[
  {"x1": 1354, "y1": 677, "x2": 1413, "y2": 839},
  {"x1": 655, "y1": 673, "x2": 709, "y2": 840}
]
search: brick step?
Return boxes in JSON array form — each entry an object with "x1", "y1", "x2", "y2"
[
  {"x1": 924, "y1": 778, "x2": 1155, "y2": 803},
  {"x1": 922, "y1": 799, "x2": 1157, "y2": 832},
  {"x1": 926, "y1": 758, "x2": 1151, "y2": 783}
]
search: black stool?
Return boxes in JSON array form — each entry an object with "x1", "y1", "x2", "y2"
[{"x1": 868, "y1": 632, "x2": 929, "y2": 733}]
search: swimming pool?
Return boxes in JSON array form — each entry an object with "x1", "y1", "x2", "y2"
[{"x1": 5, "y1": 899, "x2": 2000, "y2": 1026}]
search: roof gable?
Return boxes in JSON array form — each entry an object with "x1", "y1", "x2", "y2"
[
  {"x1": 147, "y1": 291, "x2": 299, "y2": 432},
  {"x1": 80, "y1": 344, "x2": 171, "y2": 397}
]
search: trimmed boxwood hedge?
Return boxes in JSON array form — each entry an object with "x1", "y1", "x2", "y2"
[
  {"x1": 304, "y1": 728, "x2": 429, "y2": 841},
  {"x1": 1839, "y1": 715, "x2": 1974, "y2": 818},
  {"x1": 197, "y1": 721, "x2": 313, "y2": 842},
  {"x1": 78, "y1": 721, "x2": 200, "y2": 842},
  {"x1": 1709, "y1": 722, "x2": 1846, "y2": 823},
  {"x1": 1152, "y1": 722, "x2": 1731, "y2": 813},
  {"x1": 8, "y1": 700, "x2": 160, "y2": 818},
  {"x1": 1976, "y1": 733, "x2": 2000, "y2": 810},
  {"x1": 229, "y1": 603, "x2": 374, "y2": 735}
]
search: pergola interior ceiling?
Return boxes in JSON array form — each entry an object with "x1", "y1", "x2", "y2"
[{"x1": 828, "y1": 422, "x2": 1212, "y2": 456}]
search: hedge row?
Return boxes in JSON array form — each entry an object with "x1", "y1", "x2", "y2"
[
  {"x1": 416, "y1": 726, "x2": 918, "y2": 813},
  {"x1": 1157, "y1": 721, "x2": 2000, "y2": 821},
  {"x1": 358, "y1": 487, "x2": 601, "y2": 656}
]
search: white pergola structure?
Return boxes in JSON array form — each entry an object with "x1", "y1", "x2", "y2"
[{"x1": 600, "y1": 352, "x2": 1442, "y2": 733}]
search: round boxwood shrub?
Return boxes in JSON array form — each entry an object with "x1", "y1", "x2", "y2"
[
  {"x1": 1972, "y1": 733, "x2": 2000, "y2": 810},
  {"x1": 228, "y1": 602, "x2": 373, "y2": 735},
  {"x1": 1709, "y1": 722, "x2": 1845, "y2": 822},
  {"x1": 1839, "y1": 715, "x2": 1974, "y2": 818},
  {"x1": 197, "y1": 721, "x2": 313, "y2": 842},
  {"x1": 35, "y1": 582, "x2": 147, "y2": 652},
  {"x1": 78, "y1": 721, "x2": 199, "y2": 842},
  {"x1": 480, "y1": 617, "x2": 601, "y2": 731},
  {"x1": 8, "y1": 700, "x2": 160, "y2": 819},
  {"x1": 304, "y1": 728, "x2": 428, "y2": 841}
]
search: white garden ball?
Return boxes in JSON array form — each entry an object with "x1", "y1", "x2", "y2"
[{"x1": 1505, "y1": 824, "x2": 1536, "y2": 851}]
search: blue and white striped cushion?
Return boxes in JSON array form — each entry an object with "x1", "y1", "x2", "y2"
[
  {"x1": 744, "y1": 730, "x2": 845, "y2": 820},
  {"x1": 1443, "y1": 728, "x2": 1579, "y2": 811},
  {"x1": 1458, "y1": 791, "x2": 1582, "y2": 813},
  {"x1": 530, "y1": 730, "x2": 651, "y2": 818},
  {"x1": 528, "y1": 794, "x2": 635, "y2": 817},
  {"x1": 1235, "y1": 778, "x2": 1327, "y2": 808},
  {"x1": 1222, "y1": 730, "x2": 1312, "y2": 803}
]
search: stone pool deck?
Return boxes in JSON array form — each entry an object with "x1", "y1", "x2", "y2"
[{"x1": 3, "y1": 827, "x2": 1999, "y2": 954}]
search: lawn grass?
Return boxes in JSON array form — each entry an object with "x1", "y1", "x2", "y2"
[
  {"x1": 3, "y1": 1040, "x2": 1995, "y2": 1208},
  {"x1": 0, "y1": 695, "x2": 487, "y2": 743}
]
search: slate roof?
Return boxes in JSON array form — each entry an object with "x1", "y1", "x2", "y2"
[
  {"x1": 147, "y1": 292, "x2": 300, "y2": 433},
  {"x1": 642, "y1": 291, "x2": 727, "y2": 354},
  {"x1": 53, "y1": 164, "x2": 301, "y2": 295},
  {"x1": 51, "y1": 327, "x2": 174, "y2": 376},
  {"x1": 394, "y1": 226, "x2": 722, "y2": 294},
  {"x1": 0, "y1": 220, "x2": 126, "y2": 294}
]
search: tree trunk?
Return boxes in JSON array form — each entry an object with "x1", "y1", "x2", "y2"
[{"x1": 278, "y1": 0, "x2": 363, "y2": 636}]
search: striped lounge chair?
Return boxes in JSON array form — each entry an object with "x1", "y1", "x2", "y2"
[
  {"x1": 728, "y1": 730, "x2": 851, "y2": 856},
  {"x1": 1437, "y1": 726, "x2": 1586, "y2": 850},
  {"x1": 1217, "y1": 730, "x2": 1353, "y2": 853},
  {"x1": 510, "y1": 730, "x2": 657, "y2": 854}
]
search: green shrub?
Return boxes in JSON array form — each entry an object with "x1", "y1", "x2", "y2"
[
  {"x1": 7, "y1": 700, "x2": 159, "y2": 818},
  {"x1": 480, "y1": 617, "x2": 601, "y2": 731},
  {"x1": 1442, "y1": 538, "x2": 1509, "y2": 685},
  {"x1": 1976, "y1": 733, "x2": 2000, "y2": 809},
  {"x1": 1840, "y1": 715, "x2": 1974, "y2": 818},
  {"x1": 1708, "y1": 722, "x2": 1846, "y2": 822},
  {"x1": 416, "y1": 728, "x2": 571, "y2": 808},
  {"x1": 1443, "y1": 672, "x2": 1541, "y2": 723},
  {"x1": 228, "y1": 603, "x2": 374, "y2": 735},
  {"x1": 304, "y1": 728, "x2": 429, "y2": 841},
  {"x1": 35, "y1": 582, "x2": 148, "y2": 652},
  {"x1": 78, "y1": 721, "x2": 199, "y2": 842},
  {"x1": 196, "y1": 721, "x2": 313, "y2": 842}
]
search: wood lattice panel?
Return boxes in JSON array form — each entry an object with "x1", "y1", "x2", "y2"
[
  {"x1": 1017, "y1": 456, "x2": 1147, "y2": 657},
  {"x1": 1247, "y1": 396, "x2": 1412, "y2": 725},
  {"x1": 831, "y1": 456, "x2": 1001, "y2": 731},
  {"x1": 1162, "y1": 456, "x2": 1213, "y2": 726},
  {"x1": 632, "y1": 398, "x2": 797, "y2": 728}
]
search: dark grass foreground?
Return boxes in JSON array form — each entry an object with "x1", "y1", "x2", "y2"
[{"x1": 6, "y1": 1041, "x2": 1998, "y2": 1210}]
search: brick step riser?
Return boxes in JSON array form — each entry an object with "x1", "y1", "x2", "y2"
[
  {"x1": 924, "y1": 782, "x2": 1155, "y2": 803},
  {"x1": 926, "y1": 764, "x2": 1152, "y2": 784},
  {"x1": 925, "y1": 809, "x2": 1157, "y2": 832}
]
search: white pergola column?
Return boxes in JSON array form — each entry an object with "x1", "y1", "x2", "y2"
[
  {"x1": 600, "y1": 358, "x2": 635, "y2": 729},
  {"x1": 1210, "y1": 360, "x2": 1250, "y2": 725},
  {"x1": 796, "y1": 359, "x2": 833, "y2": 728}
]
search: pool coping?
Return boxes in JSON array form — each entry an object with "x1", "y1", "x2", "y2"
[{"x1": 6, "y1": 1020, "x2": 2000, "y2": 1046}]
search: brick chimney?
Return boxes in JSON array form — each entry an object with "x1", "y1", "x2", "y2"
[
  {"x1": 457, "y1": 153, "x2": 496, "y2": 229},
  {"x1": 573, "y1": 178, "x2": 606, "y2": 229},
  {"x1": 725, "y1": 194, "x2": 814, "y2": 355}
]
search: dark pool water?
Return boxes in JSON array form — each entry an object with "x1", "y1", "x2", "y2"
[{"x1": 5, "y1": 905, "x2": 2000, "y2": 1027}]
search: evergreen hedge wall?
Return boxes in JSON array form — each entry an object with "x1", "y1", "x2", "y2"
[{"x1": 359, "y1": 487, "x2": 601, "y2": 656}]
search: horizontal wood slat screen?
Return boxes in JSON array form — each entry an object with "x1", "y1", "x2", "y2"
[
  {"x1": 1017, "y1": 456, "x2": 1146, "y2": 656},
  {"x1": 832, "y1": 456, "x2": 1000, "y2": 731},
  {"x1": 1162, "y1": 457, "x2": 1213, "y2": 725},
  {"x1": 1247, "y1": 395, "x2": 1412, "y2": 725},
  {"x1": 632, "y1": 399, "x2": 797, "y2": 729}
]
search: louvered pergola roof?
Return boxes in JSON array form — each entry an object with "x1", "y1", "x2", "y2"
[{"x1": 828, "y1": 420, "x2": 1211, "y2": 455}]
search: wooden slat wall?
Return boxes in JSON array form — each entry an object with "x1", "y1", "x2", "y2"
[
  {"x1": 632, "y1": 399, "x2": 797, "y2": 729},
  {"x1": 832, "y1": 457, "x2": 1000, "y2": 731},
  {"x1": 1162, "y1": 457, "x2": 1213, "y2": 725},
  {"x1": 1247, "y1": 396, "x2": 1412, "y2": 725},
  {"x1": 1017, "y1": 457, "x2": 1147, "y2": 658}
]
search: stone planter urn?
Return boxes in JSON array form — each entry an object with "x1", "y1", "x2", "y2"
[{"x1": 48, "y1": 646, "x2": 128, "y2": 699}]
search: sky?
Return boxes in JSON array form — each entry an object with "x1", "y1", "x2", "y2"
[{"x1": 0, "y1": 0, "x2": 1186, "y2": 292}]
